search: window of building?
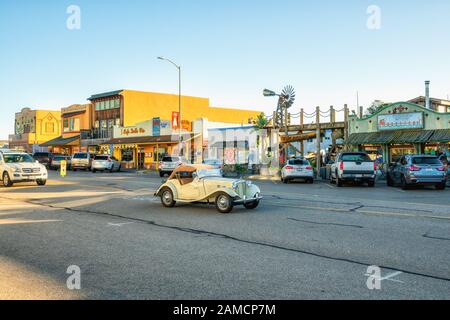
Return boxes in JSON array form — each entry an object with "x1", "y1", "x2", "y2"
[
  {"x1": 63, "y1": 119, "x2": 69, "y2": 132},
  {"x1": 101, "y1": 120, "x2": 107, "y2": 128},
  {"x1": 121, "y1": 148, "x2": 133, "y2": 162},
  {"x1": 108, "y1": 119, "x2": 114, "y2": 128},
  {"x1": 115, "y1": 118, "x2": 121, "y2": 126},
  {"x1": 114, "y1": 99, "x2": 120, "y2": 109},
  {"x1": 94, "y1": 120, "x2": 99, "y2": 128},
  {"x1": 45, "y1": 122, "x2": 55, "y2": 133}
]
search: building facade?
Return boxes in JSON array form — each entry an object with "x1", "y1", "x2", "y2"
[
  {"x1": 9, "y1": 108, "x2": 61, "y2": 153},
  {"x1": 41, "y1": 104, "x2": 93, "y2": 154},
  {"x1": 408, "y1": 96, "x2": 450, "y2": 113},
  {"x1": 347, "y1": 102, "x2": 450, "y2": 164}
]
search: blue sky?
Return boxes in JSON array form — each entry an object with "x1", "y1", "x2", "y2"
[{"x1": 1, "y1": 0, "x2": 450, "y2": 139}]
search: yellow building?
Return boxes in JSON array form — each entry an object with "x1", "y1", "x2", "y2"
[
  {"x1": 87, "y1": 89, "x2": 262, "y2": 169},
  {"x1": 41, "y1": 104, "x2": 93, "y2": 154},
  {"x1": 9, "y1": 108, "x2": 61, "y2": 153}
]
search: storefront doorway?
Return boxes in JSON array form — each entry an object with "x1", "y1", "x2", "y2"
[{"x1": 138, "y1": 148, "x2": 145, "y2": 170}]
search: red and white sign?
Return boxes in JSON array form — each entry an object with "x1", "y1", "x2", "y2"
[{"x1": 172, "y1": 112, "x2": 180, "y2": 130}]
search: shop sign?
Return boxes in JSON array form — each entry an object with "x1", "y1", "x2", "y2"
[
  {"x1": 121, "y1": 127, "x2": 146, "y2": 136},
  {"x1": 153, "y1": 117, "x2": 161, "y2": 136},
  {"x1": 378, "y1": 112, "x2": 424, "y2": 131}
]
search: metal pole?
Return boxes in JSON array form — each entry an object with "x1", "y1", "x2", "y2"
[
  {"x1": 178, "y1": 66, "x2": 182, "y2": 157},
  {"x1": 316, "y1": 106, "x2": 321, "y2": 178}
]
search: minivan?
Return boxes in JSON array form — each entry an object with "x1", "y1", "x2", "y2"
[{"x1": 71, "y1": 152, "x2": 94, "y2": 171}]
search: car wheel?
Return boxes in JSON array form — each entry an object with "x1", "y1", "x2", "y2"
[
  {"x1": 160, "y1": 188, "x2": 176, "y2": 208},
  {"x1": 72, "y1": 168, "x2": 77, "y2": 172},
  {"x1": 435, "y1": 183, "x2": 446, "y2": 190},
  {"x1": 36, "y1": 179, "x2": 47, "y2": 186},
  {"x1": 336, "y1": 176, "x2": 343, "y2": 187},
  {"x1": 117, "y1": 165, "x2": 121, "y2": 172},
  {"x1": 244, "y1": 200, "x2": 259, "y2": 210},
  {"x1": 215, "y1": 192, "x2": 234, "y2": 214},
  {"x1": 159, "y1": 171, "x2": 165, "y2": 178},
  {"x1": 401, "y1": 176, "x2": 409, "y2": 190},
  {"x1": 2, "y1": 172, "x2": 13, "y2": 187},
  {"x1": 368, "y1": 180, "x2": 375, "y2": 187},
  {"x1": 92, "y1": 169, "x2": 96, "y2": 173},
  {"x1": 308, "y1": 178, "x2": 314, "y2": 184},
  {"x1": 386, "y1": 174, "x2": 394, "y2": 187}
]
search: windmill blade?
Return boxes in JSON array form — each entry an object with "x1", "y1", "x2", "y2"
[{"x1": 281, "y1": 85, "x2": 296, "y2": 108}]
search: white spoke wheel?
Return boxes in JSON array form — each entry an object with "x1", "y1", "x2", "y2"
[
  {"x1": 215, "y1": 193, "x2": 234, "y2": 214},
  {"x1": 160, "y1": 188, "x2": 176, "y2": 208}
]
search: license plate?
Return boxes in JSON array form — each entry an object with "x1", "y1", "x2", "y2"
[{"x1": 355, "y1": 174, "x2": 363, "y2": 178}]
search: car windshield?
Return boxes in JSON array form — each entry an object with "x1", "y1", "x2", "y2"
[
  {"x1": 412, "y1": 157, "x2": 441, "y2": 165},
  {"x1": 204, "y1": 160, "x2": 220, "y2": 165},
  {"x1": 95, "y1": 156, "x2": 109, "y2": 160},
  {"x1": 54, "y1": 156, "x2": 65, "y2": 161},
  {"x1": 163, "y1": 157, "x2": 179, "y2": 162},
  {"x1": 341, "y1": 154, "x2": 371, "y2": 162},
  {"x1": 4, "y1": 154, "x2": 34, "y2": 163},
  {"x1": 288, "y1": 159, "x2": 309, "y2": 166},
  {"x1": 197, "y1": 168, "x2": 223, "y2": 178},
  {"x1": 73, "y1": 153, "x2": 88, "y2": 159}
]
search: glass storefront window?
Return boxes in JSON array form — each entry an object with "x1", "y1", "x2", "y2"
[
  {"x1": 115, "y1": 118, "x2": 121, "y2": 126},
  {"x1": 121, "y1": 148, "x2": 133, "y2": 162},
  {"x1": 115, "y1": 99, "x2": 120, "y2": 109}
]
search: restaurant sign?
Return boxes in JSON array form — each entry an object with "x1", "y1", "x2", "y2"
[{"x1": 378, "y1": 112, "x2": 424, "y2": 131}]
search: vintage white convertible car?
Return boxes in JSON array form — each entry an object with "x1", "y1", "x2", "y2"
[{"x1": 154, "y1": 165, "x2": 262, "y2": 213}]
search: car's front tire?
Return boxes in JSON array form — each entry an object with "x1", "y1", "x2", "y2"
[
  {"x1": 36, "y1": 179, "x2": 47, "y2": 186},
  {"x1": 160, "y1": 188, "x2": 176, "y2": 208},
  {"x1": 336, "y1": 176, "x2": 343, "y2": 187},
  {"x1": 435, "y1": 183, "x2": 446, "y2": 190},
  {"x1": 2, "y1": 172, "x2": 13, "y2": 187},
  {"x1": 244, "y1": 200, "x2": 259, "y2": 210},
  {"x1": 215, "y1": 192, "x2": 234, "y2": 214},
  {"x1": 368, "y1": 180, "x2": 375, "y2": 187}
]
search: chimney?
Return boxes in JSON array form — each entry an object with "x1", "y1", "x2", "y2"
[{"x1": 425, "y1": 80, "x2": 431, "y2": 109}]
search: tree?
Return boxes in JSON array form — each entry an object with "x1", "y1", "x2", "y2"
[{"x1": 366, "y1": 100, "x2": 389, "y2": 115}]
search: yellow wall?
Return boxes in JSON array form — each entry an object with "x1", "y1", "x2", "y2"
[
  {"x1": 34, "y1": 110, "x2": 61, "y2": 144},
  {"x1": 121, "y1": 90, "x2": 261, "y2": 127}
]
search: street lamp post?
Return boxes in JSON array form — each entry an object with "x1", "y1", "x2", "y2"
[{"x1": 157, "y1": 56, "x2": 182, "y2": 156}]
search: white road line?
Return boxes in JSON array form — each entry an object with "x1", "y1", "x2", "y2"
[
  {"x1": 107, "y1": 222, "x2": 135, "y2": 227},
  {"x1": 323, "y1": 183, "x2": 336, "y2": 189}
]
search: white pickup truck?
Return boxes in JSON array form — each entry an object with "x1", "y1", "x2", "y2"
[
  {"x1": 0, "y1": 150, "x2": 48, "y2": 187},
  {"x1": 330, "y1": 152, "x2": 376, "y2": 187}
]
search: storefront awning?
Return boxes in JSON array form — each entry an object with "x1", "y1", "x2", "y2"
[
  {"x1": 347, "y1": 129, "x2": 448, "y2": 145},
  {"x1": 40, "y1": 135, "x2": 80, "y2": 147}
]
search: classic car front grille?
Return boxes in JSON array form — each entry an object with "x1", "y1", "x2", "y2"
[
  {"x1": 235, "y1": 182, "x2": 247, "y2": 198},
  {"x1": 22, "y1": 168, "x2": 40, "y2": 174}
]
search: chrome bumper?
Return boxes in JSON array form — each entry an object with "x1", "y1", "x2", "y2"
[{"x1": 233, "y1": 196, "x2": 263, "y2": 205}]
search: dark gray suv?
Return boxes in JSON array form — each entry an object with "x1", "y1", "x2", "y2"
[{"x1": 387, "y1": 155, "x2": 447, "y2": 190}]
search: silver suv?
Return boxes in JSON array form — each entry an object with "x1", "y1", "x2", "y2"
[
  {"x1": 71, "y1": 152, "x2": 94, "y2": 171},
  {"x1": 158, "y1": 156, "x2": 184, "y2": 177},
  {"x1": 387, "y1": 155, "x2": 447, "y2": 190}
]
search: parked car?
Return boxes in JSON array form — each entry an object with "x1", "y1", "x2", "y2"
[
  {"x1": 387, "y1": 155, "x2": 447, "y2": 190},
  {"x1": 281, "y1": 158, "x2": 314, "y2": 184},
  {"x1": 33, "y1": 152, "x2": 54, "y2": 168},
  {"x1": 50, "y1": 155, "x2": 72, "y2": 170},
  {"x1": 330, "y1": 152, "x2": 376, "y2": 187},
  {"x1": 0, "y1": 150, "x2": 48, "y2": 187},
  {"x1": 92, "y1": 154, "x2": 121, "y2": 173},
  {"x1": 155, "y1": 165, "x2": 262, "y2": 213},
  {"x1": 202, "y1": 159, "x2": 223, "y2": 170},
  {"x1": 158, "y1": 156, "x2": 185, "y2": 177},
  {"x1": 71, "y1": 152, "x2": 94, "y2": 171}
]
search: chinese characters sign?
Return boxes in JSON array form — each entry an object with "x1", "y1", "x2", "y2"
[{"x1": 378, "y1": 112, "x2": 423, "y2": 131}]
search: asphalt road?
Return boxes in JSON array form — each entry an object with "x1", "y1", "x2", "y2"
[{"x1": 0, "y1": 170, "x2": 449, "y2": 299}]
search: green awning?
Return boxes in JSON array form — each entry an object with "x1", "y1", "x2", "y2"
[
  {"x1": 429, "y1": 129, "x2": 450, "y2": 142},
  {"x1": 347, "y1": 130, "x2": 440, "y2": 145},
  {"x1": 40, "y1": 135, "x2": 80, "y2": 147}
]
